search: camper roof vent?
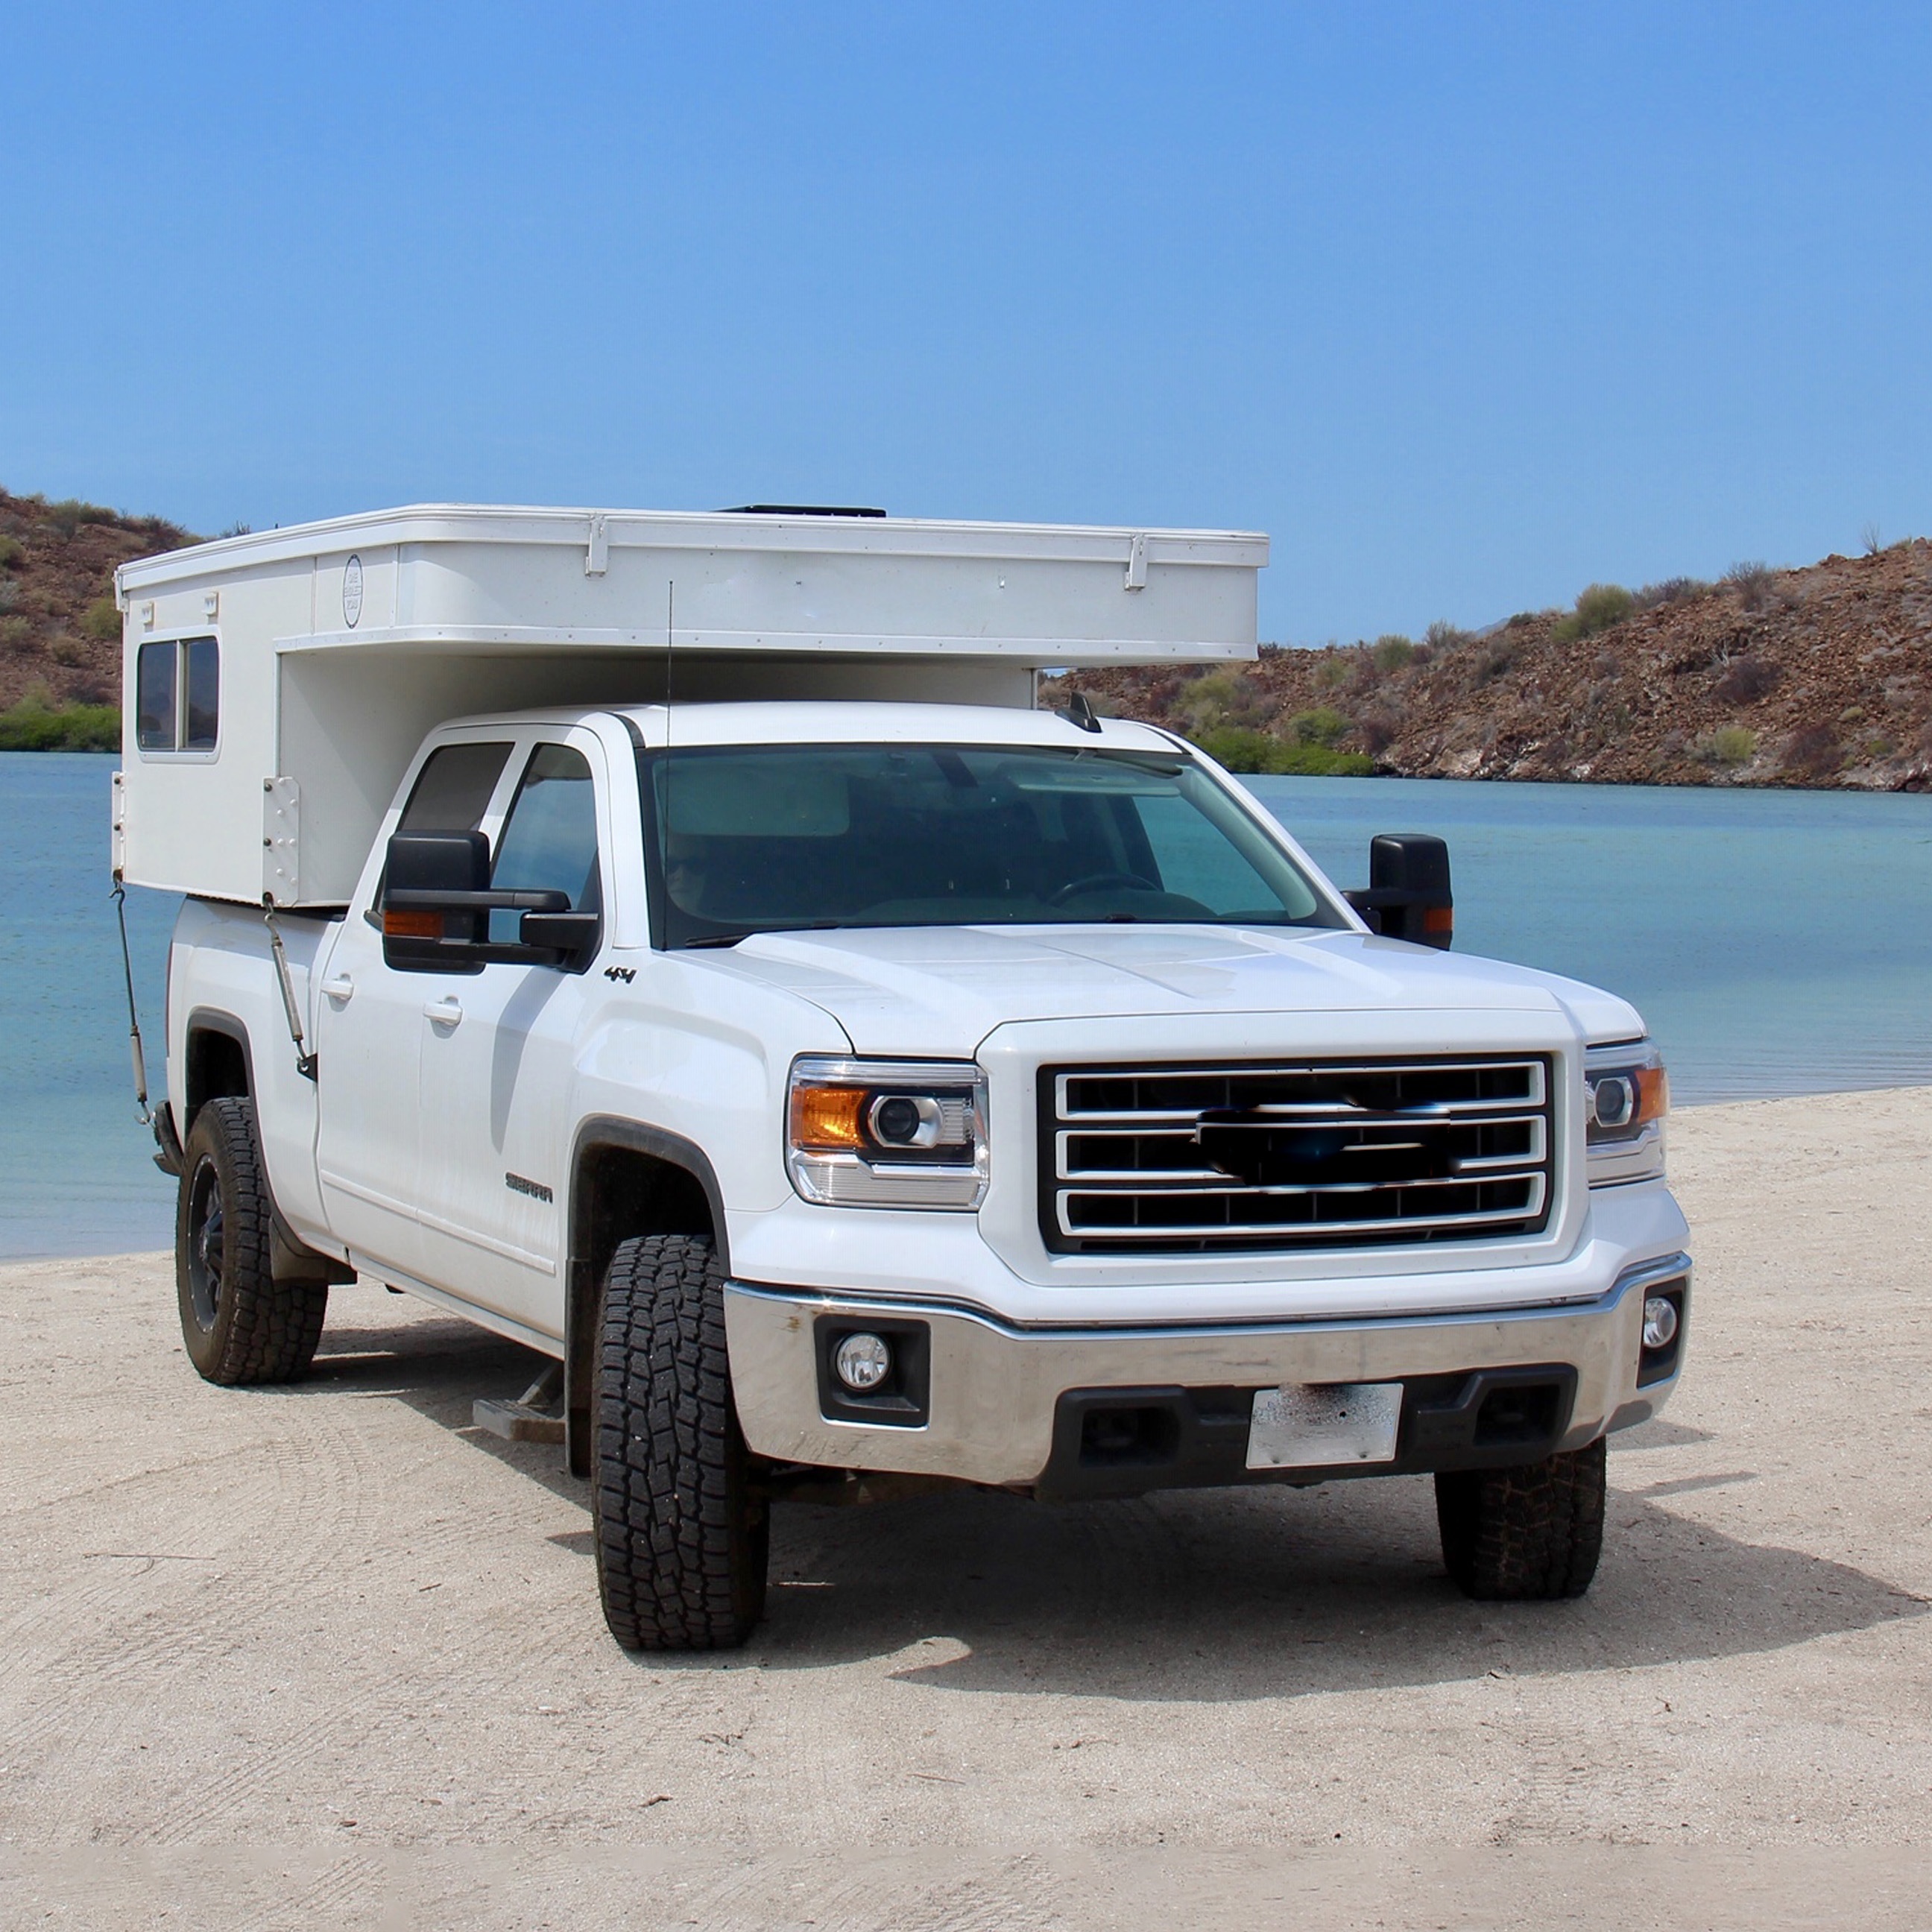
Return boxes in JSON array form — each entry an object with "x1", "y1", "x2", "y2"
[{"x1": 721, "y1": 504, "x2": 888, "y2": 519}]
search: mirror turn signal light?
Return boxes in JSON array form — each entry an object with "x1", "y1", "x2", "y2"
[{"x1": 382, "y1": 908, "x2": 443, "y2": 940}]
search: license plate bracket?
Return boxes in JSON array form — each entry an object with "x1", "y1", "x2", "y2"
[{"x1": 1246, "y1": 1382, "x2": 1403, "y2": 1470}]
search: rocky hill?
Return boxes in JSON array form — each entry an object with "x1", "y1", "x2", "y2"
[
  {"x1": 0, "y1": 488, "x2": 199, "y2": 747},
  {"x1": 1064, "y1": 543, "x2": 1932, "y2": 791}
]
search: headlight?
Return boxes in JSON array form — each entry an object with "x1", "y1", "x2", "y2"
[
  {"x1": 1584, "y1": 1041, "x2": 1668, "y2": 1187},
  {"x1": 787, "y1": 1057, "x2": 988, "y2": 1210}
]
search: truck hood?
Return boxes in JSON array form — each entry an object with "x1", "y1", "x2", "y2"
[{"x1": 695, "y1": 924, "x2": 1645, "y2": 1058}]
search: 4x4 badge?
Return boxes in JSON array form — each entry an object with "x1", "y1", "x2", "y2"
[{"x1": 604, "y1": 966, "x2": 636, "y2": 984}]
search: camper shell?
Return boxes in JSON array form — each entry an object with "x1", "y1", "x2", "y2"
[{"x1": 113, "y1": 504, "x2": 1264, "y2": 908}]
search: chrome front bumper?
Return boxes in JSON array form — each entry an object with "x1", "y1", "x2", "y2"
[{"x1": 723, "y1": 1251, "x2": 1691, "y2": 1489}]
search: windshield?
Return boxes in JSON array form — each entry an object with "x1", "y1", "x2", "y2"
[{"x1": 640, "y1": 743, "x2": 1342, "y2": 947}]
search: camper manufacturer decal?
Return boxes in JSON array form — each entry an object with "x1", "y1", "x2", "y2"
[
  {"x1": 505, "y1": 1172, "x2": 554, "y2": 1204},
  {"x1": 343, "y1": 555, "x2": 364, "y2": 628}
]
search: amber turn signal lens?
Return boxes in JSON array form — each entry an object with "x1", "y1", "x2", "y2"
[
  {"x1": 1421, "y1": 905, "x2": 1453, "y2": 936},
  {"x1": 789, "y1": 1084, "x2": 868, "y2": 1152},
  {"x1": 1632, "y1": 1064, "x2": 1669, "y2": 1126},
  {"x1": 382, "y1": 909, "x2": 443, "y2": 940}
]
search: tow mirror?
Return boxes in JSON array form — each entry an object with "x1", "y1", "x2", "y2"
[
  {"x1": 381, "y1": 831, "x2": 596, "y2": 973},
  {"x1": 1345, "y1": 833, "x2": 1453, "y2": 950}
]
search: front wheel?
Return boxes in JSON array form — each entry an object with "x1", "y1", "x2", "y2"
[
  {"x1": 593, "y1": 1233, "x2": 769, "y2": 1650},
  {"x1": 1435, "y1": 1437, "x2": 1606, "y2": 1600},
  {"x1": 174, "y1": 1095, "x2": 327, "y2": 1385}
]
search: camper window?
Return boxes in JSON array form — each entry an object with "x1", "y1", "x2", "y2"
[
  {"x1": 136, "y1": 643, "x2": 176, "y2": 749},
  {"x1": 134, "y1": 634, "x2": 219, "y2": 754}
]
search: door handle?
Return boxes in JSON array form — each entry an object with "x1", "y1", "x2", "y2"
[
  {"x1": 424, "y1": 997, "x2": 464, "y2": 1026},
  {"x1": 322, "y1": 975, "x2": 355, "y2": 1002}
]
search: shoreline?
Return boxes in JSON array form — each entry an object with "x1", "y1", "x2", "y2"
[{"x1": 9, "y1": 739, "x2": 1932, "y2": 795}]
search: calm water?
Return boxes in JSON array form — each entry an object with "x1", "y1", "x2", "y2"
[{"x1": 4, "y1": 754, "x2": 1930, "y2": 1258}]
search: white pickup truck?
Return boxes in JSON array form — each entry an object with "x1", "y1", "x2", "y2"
[{"x1": 115, "y1": 505, "x2": 1689, "y2": 1650}]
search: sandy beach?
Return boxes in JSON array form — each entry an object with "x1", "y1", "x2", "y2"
[{"x1": 4, "y1": 1087, "x2": 1929, "y2": 1927}]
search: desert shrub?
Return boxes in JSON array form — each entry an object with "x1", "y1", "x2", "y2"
[
  {"x1": 48, "y1": 634, "x2": 88, "y2": 667},
  {"x1": 1635, "y1": 576, "x2": 1711, "y2": 610},
  {"x1": 81, "y1": 596, "x2": 121, "y2": 644},
  {"x1": 1314, "y1": 653, "x2": 1351, "y2": 691},
  {"x1": 1424, "y1": 620, "x2": 1474, "y2": 651},
  {"x1": 1694, "y1": 725, "x2": 1757, "y2": 768},
  {"x1": 0, "y1": 582, "x2": 16, "y2": 616},
  {"x1": 1551, "y1": 583, "x2": 1635, "y2": 644},
  {"x1": 1714, "y1": 654, "x2": 1781, "y2": 704},
  {"x1": 1355, "y1": 709, "x2": 1402, "y2": 754},
  {"x1": 43, "y1": 497, "x2": 116, "y2": 538},
  {"x1": 0, "y1": 534, "x2": 23, "y2": 569},
  {"x1": 1724, "y1": 561, "x2": 1774, "y2": 610},
  {"x1": 1178, "y1": 666, "x2": 1265, "y2": 732},
  {"x1": 1473, "y1": 639, "x2": 1518, "y2": 683},
  {"x1": 1371, "y1": 634, "x2": 1416, "y2": 672},
  {"x1": 1862, "y1": 521, "x2": 1884, "y2": 557},
  {"x1": 1191, "y1": 726, "x2": 1373, "y2": 777},
  {"x1": 1781, "y1": 724, "x2": 1840, "y2": 775},
  {"x1": 1284, "y1": 707, "x2": 1349, "y2": 748},
  {"x1": 0, "y1": 614, "x2": 33, "y2": 651},
  {"x1": 0, "y1": 695, "x2": 121, "y2": 751}
]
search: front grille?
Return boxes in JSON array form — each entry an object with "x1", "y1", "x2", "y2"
[{"x1": 1041, "y1": 1056, "x2": 1555, "y2": 1254}]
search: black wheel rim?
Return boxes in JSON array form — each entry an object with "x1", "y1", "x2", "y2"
[{"x1": 186, "y1": 1155, "x2": 224, "y2": 1331}]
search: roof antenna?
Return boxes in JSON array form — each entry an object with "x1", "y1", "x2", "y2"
[{"x1": 1055, "y1": 687, "x2": 1103, "y2": 734}]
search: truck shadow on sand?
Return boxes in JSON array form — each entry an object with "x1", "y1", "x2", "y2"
[{"x1": 311, "y1": 1313, "x2": 1928, "y2": 1704}]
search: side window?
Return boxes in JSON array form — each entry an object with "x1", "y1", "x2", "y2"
[
  {"x1": 136, "y1": 635, "x2": 217, "y2": 752},
  {"x1": 367, "y1": 739, "x2": 513, "y2": 928},
  {"x1": 489, "y1": 744, "x2": 602, "y2": 944},
  {"x1": 397, "y1": 741, "x2": 513, "y2": 833}
]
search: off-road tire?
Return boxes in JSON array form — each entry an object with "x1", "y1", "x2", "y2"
[
  {"x1": 1435, "y1": 1437, "x2": 1606, "y2": 1600},
  {"x1": 174, "y1": 1095, "x2": 328, "y2": 1386},
  {"x1": 594, "y1": 1233, "x2": 769, "y2": 1650}
]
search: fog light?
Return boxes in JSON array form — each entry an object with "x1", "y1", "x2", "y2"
[
  {"x1": 1642, "y1": 1295, "x2": 1680, "y2": 1351},
  {"x1": 834, "y1": 1331, "x2": 892, "y2": 1392}
]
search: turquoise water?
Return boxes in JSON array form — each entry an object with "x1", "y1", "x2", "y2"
[{"x1": 4, "y1": 754, "x2": 1930, "y2": 1258}]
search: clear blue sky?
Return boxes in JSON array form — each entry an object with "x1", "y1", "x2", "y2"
[{"x1": 4, "y1": 2, "x2": 1928, "y2": 642}]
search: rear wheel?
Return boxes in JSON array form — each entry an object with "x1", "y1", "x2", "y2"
[
  {"x1": 174, "y1": 1095, "x2": 328, "y2": 1385},
  {"x1": 593, "y1": 1232, "x2": 769, "y2": 1650},
  {"x1": 1435, "y1": 1438, "x2": 1606, "y2": 1600}
]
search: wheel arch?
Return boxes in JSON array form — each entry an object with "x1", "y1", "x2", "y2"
[
  {"x1": 183, "y1": 1006, "x2": 254, "y2": 1133},
  {"x1": 179, "y1": 1009, "x2": 351, "y2": 1290},
  {"x1": 564, "y1": 1117, "x2": 730, "y2": 1476}
]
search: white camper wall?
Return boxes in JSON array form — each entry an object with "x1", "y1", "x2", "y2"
[{"x1": 116, "y1": 555, "x2": 312, "y2": 903}]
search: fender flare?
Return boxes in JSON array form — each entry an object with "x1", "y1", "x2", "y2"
[{"x1": 564, "y1": 1117, "x2": 730, "y2": 1476}]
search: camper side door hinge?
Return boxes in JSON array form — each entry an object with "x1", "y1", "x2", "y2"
[
  {"x1": 1125, "y1": 533, "x2": 1149, "y2": 591},
  {"x1": 585, "y1": 514, "x2": 609, "y2": 576}
]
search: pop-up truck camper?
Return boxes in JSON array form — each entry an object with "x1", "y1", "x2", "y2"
[{"x1": 114, "y1": 503, "x2": 1688, "y2": 1648}]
